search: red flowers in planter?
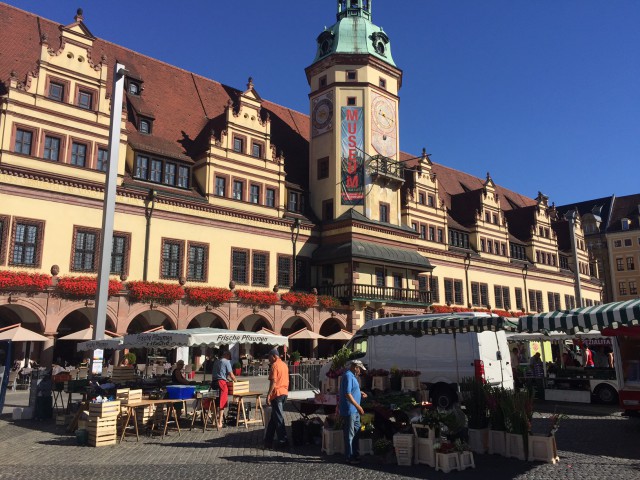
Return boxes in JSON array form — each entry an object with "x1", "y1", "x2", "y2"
[
  {"x1": 399, "y1": 369, "x2": 421, "y2": 377},
  {"x1": 127, "y1": 281, "x2": 185, "y2": 305},
  {"x1": 280, "y1": 291, "x2": 317, "y2": 309},
  {"x1": 0, "y1": 270, "x2": 51, "y2": 291},
  {"x1": 235, "y1": 289, "x2": 279, "y2": 306},
  {"x1": 185, "y1": 286, "x2": 233, "y2": 306},
  {"x1": 318, "y1": 295, "x2": 341, "y2": 309},
  {"x1": 57, "y1": 276, "x2": 123, "y2": 297}
]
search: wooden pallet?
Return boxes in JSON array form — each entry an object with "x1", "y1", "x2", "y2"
[{"x1": 88, "y1": 400, "x2": 121, "y2": 419}]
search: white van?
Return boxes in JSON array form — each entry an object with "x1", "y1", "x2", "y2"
[{"x1": 338, "y1": 313, "x2": 514, "y2": 408}]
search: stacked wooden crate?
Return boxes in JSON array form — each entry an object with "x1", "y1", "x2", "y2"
[
  {"x1": 87, "y1": 400, "x2": 120, "y2": 447},
  {"x1": 117, "y1": 388, "x2": 152, "y2": 433},
  {"x1": 111, "y1": 366, "x2": 136, "y2": 384}
]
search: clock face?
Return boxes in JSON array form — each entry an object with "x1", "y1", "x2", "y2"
[
  {"x1": 312, "y1": 97, "x2": 333, "y2": 135},
  {"x1": 371, "y1": 94, "x2": 397, "y2": 157}
]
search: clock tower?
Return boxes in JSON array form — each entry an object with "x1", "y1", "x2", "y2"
[{"x1": 306, "y1": 0, "x2": 403, "y2": 224}]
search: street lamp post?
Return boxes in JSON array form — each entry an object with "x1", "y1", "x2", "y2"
[{"x1": 291, "y1": 218, "x2": 300, "y2": 290}]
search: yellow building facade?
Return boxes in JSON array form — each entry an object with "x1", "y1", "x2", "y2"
[{"x1": 0, "y1": 3, "x2": 601, "y2": 366}]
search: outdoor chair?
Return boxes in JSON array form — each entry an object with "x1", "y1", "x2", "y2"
[
  {"x1": 7, "y1": 370, "x2": 18, "y2": 391},
  {"x1": 136, "y1": 364, "x2": 146, "y2": 377},
  {"x1": 77, "y1": 367, "x2": 88, "y2": 379}
]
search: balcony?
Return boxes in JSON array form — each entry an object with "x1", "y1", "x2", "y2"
[
  {"x1": 316, "y1": 283, "x2": 431, "y2": 306},
  {"x1": 369, "y1": 155, "x2": 405, "y2": 184}
]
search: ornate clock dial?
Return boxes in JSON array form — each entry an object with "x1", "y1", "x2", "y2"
[
  {"x1": 371, "y1": 95, "x2": 397, "y2": 157},
  {"x1": 312, "y1": 98, "x2": 333, "y2": 131}
]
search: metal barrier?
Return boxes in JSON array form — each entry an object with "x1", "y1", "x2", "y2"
[{"x1": 288, "y1": 363, "x2": 322, "y2": 391}]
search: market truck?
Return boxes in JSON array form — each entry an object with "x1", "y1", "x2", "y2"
[
  {"x1": 602, "y1": 326, "x2": 640, "y2": 413},
  {"x1": 327, "y1": 313, "x2": 514, "y2": 408}
]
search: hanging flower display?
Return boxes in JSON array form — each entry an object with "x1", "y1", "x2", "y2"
[
  {"x1": 57, "y1": 276, "x2": 122, "y2": 297},
  {"x1": 317, "y1": 295, "x2": 341, "y2": 309},
  {"x1": 0, "y1": 270, "x2": 51, "y2": 291},
  {"x1": 280, "y1": 291, "x2": 317, "y2": 309},
  {"x1": 185, "y1": 286, "x2": 233, "y2": 306},
  {"x1": 127, "y1": 281, "x2": 184, "y2": 305},
  {"x1": 235, "y1": 289, "x2": 279, "y2": 306}
]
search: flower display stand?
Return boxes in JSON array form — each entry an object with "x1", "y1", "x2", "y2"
[
  {"x1": 393, "y1": 433, "x2": 414, "y2": 466},
  {"x1": 505, "y1": 432, "x2": 527, "y2": 460},
  {"x1": 488, "y1": 429, "x2": 506, "y2": 456},
  {"x1": 458, "y1": 451, "x2": 476, "y2": 470},
  {"x1": 528, "y1": 434, "x2": 559, "y2": 464},
  {"x1": 359, "y1": 437, "x2": 373, "y2": 455},
  {"x1": 468, "y1": 427, "x2": 489, "y2": 454},
  {"x1": 372, "y1": 375, "x2": 390, "y2": 391},
  {"x1": 435, "y1": 452, "x2": 461, "y2": 473},
  {"x1": 412, "y1": 424, "x2": 436, "y2": 441},
  {"x1": 401, "y1": 376, "x2": 420, "y2": 392},
  {"x1": 321, "y1": 428, "x2": 344, "y2": 455},
  {"x1": 414, "y1": 437, "x2": 435, "y2": 467},
  {"x1": 323, "y1": 377, "x2": 340, "y2": 394}
]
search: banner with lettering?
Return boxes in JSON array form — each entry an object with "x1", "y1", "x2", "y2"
[{"x1": 341, "y1": 106, "x2": 364, "y2": 205}]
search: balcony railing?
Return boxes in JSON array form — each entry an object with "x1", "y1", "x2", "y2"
[
  {"x1": 369, "y1": 156, "x2": 405, "y2": 183},
  {"x1": 316, "y1": 283, "x2": 431, "y2": 305}
]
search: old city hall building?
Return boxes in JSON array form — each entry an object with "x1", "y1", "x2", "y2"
[{"x1": 0, "y1": 1, "x2": 601, "y2": 366}]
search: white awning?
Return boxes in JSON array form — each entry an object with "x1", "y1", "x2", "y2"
[
  {"x1": 77, "y1": 338, "x2": 125, "y2": 351},
  {"x1": 359, "y1": 313, "x2": 509, "y2": 336},
  {"x1": 122, "y1": 327, "x2": 288, "y2": 349}
]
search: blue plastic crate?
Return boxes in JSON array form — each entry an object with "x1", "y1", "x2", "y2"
[{"x1": 166, "y1": 385, "x2": 196, "y2": 400}]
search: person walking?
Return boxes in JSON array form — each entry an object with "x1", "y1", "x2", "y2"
[
  {"x1": 339, "y1": 359, "x2": 368, "y2": 465},
  {"x1": 211, "y1": 351, "x2": 236, "y2": 428},
  {"x1": 264, "y1": 347, "x2": 289, "y2": 449}
]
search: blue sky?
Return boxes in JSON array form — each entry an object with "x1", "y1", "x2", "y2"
[{"x1": 7, "y1": 0, "x2": 639, "y2": 206}]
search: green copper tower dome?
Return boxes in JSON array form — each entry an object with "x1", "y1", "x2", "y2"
[{"x1": 312, "y1": 0, "x2": 396, "y2": 67}]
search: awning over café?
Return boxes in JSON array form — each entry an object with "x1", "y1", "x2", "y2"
[
  {"x1": 359, "y1": 313, "x2": 508, "y2": 337},
  {"x1": 122, "y1": 328, "x2": 288, "y2": 349}
]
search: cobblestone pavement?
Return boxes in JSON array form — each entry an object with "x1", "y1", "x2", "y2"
[{"x1": 1, "y1": 395, "x2": 638, "y2": 480}]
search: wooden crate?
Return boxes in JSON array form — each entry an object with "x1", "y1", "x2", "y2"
[
  {"x1": 89, "y1": 400, "x2": 121, "y2": 419},
  {"x1": 87, "y1": 417, "x2": 118, "y2": 446},
  {"x1": 111, "y1": 366, "x2": 136, "y2": 384},
  {"x1": 127, "y1": 389, "x2": 143, "y2": 403},
  {"x1": 116, "y1": 388, "x2": 142, "y2": 403}
]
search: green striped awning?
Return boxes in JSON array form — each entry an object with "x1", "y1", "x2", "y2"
[
  {"x1": 359, "y1": 314, "x2": 507, "y2": 337},
  {"x1": 518, "y1": 299, "x2": 640, "y2": 333}
]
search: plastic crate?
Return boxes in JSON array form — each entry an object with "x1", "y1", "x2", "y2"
[{"x1": 166, "y1": 385, "x2": 196, "y2": 400}]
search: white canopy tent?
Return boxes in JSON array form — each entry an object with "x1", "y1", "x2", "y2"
[
  {"x1": 77, "y1": 337, "x2": 124, "y2": 352},
  {"x1": 122, "y1": 327, "x2": 288, "y2": 349}
]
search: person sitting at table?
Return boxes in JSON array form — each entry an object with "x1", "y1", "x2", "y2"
[
  {"x1": 211, "y1": 351, "x2": 236, "y2": 428},
  {"x1": 171, "y1": 360, "x2": 191, "y2": 385}
]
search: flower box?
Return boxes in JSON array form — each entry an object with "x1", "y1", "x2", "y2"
[
  {"x1": 467, "y1": 427, "x2": 489, "y2": 454},
  {"x1": 528, "y1": 433, "x2": 559, "y2": 464},
  {"x1": 393, "y1": 433, "x2": 414, "y2": 464},
  {"x1": 280, "y1": 291, "x2": 317, "y2": 309},
  {"x1": 56, "y1": 276, "x2": 122, "y2": 298},
  {"x1": 505, "y1": 432, "x2": 527, "y2": 460},
  {"x1": 458, "y1": 450, "x2": 476, "y2": 470},
  {"x1": 435, "y1": 451, "x2": 461, "y2": 473},
  {"x1": 0, "y1": 270, "x2": 51, "y2": 291},
  {"x1": 414, "y1": 437, "x2": 435, "y2": 466},
  {"x1": 359, "y1": 437, "x2": 373, "y2": 455},
  {"x1": 127, "y1": 281, "x2": 184, "y2": 304},
  {"x1": 372, "y1": 375, "x2": 390, "y2": 391},
  {"x1": 184, "y1": 286, "x2": 233, "y2": 306},
  {"x1": 321, "y1": 427, "x2": 344, "y2": 455},
  {"x1": 488, "y1": 429, "x2": 506, "y2": 456},
  {"x1": 401, "y1": 376, "x2": 420, "y2": 392},
  {"x1": 317, "y1": 295, "x2": 341, "y2": 309},
  {"x1": 235, "y1": 289, "x2": 279, "y2": 306}
]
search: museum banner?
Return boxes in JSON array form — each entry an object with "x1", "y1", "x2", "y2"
[{"x1": 341, "y1": 106, "x2": 364, "y2": 205}]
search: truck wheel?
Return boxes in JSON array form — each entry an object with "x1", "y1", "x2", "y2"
[
  {"x1": 594, "y1": 384, "x2": 618, "y2": 405},
  {"x1": 432, "y1": 386, "x2": 456, "y2": 409}
]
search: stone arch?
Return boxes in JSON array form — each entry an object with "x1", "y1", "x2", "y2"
[
  {"x1": 319, "y1": 317, "x2": 348, "y2": 358},
  {"x1": 184, "y1": 308, "x2": 229, "y2": 329},
  {"x1": 280, "y1": 315, "x2": 312, "y2": 335},
  {"x1": 47, "y1": 303, "x2": 118, "y2": 335},
  {"x1": 119, "y1": 305, "x2": 178, "y2": 333},
  {"x1": 0, "y1": 303, "x2": 47, "y2": 366},
  {"x1": 237, "y1": 314, "x2": 273, "y2": 333},
  {"x1": 0, "y1": 299, "x2": 47, "y2": 332},
  {"x1": 186, "y1": 312, "x2": 228, "y2": 330}
]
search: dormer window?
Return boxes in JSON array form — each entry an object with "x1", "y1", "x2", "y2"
[
  {"x1": 139, "y1": 118, "x2": 151, "y2": 134},
  {"x1": 622, "y1": 218, "x2": 630, "y2": 231},
  {"x1": 128, "y1": 81, "x2": 141, "y2": 95}
]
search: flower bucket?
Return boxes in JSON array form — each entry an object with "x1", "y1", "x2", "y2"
[
  {"x1": 458, "y1": 450, "x2": 476, "y2": 470},
  {"x1": 414, "y1": 437, "x2": 435, "y2": 466},
  {"x1": 435, "y1": 451, "x2": 461, "y2": 473},
  {"x1": 401, "y1": 376, "x2": 420, "y2": 392},
  {"x1": 321, "y1": 427, "x2": 344, "y2": 455},
  {"x1": 505, "y1": 432, "x2": 526, "y2": 460},
  {"x1": 468, "y1": 427, "x2": 489, "y2": 454},
  {"x1": 488, "y1": 430, "x2": 506, "y2": 456},
  {"x1": 528, "y1": 434, "x2": 559, "y2": 464}
]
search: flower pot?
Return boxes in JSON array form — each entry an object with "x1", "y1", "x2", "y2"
[
  {"x1": 528, "y1": 434, "x2": 559, "y2": 464},
  {"x1": 321, "y1": 428, "x2": 344, "y2": 455},
  {"x1": 488, "y1": 429, "x2": 506, "y2": 456},
  {"x1": 359, "y1": 437, "x2": 373, "y2": 455},
  {"x1": 458, "y1": 450, "x2": 476, "y2": 470},
  {"x1": 372, "y1": 375, "x2": 389, "y2": 391},
  {"x1": 401, "y1": 376, "x2": 420, "y2": 392},
  {"x1": 435, "y1": 451, "x2": 461, "y2": 473},
  {"x1": 234, "y1": 368, "x2": 241, "y2": 376},
  {"x1": 505, "y1": 432, "x2": 527, "y2": 460},
  {"x1": 468, "y1": 427, "x2": 489, "y2": 454},
  {"x1": 414, "y1": 437, "x2": 435, "y2": 467}
]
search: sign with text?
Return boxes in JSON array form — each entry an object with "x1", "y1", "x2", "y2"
[{"x1": 341, "y1": 106, "x2": 364, "y2": 205}]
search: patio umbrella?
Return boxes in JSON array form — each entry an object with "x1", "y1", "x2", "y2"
[
  {"x1": 57, "y1": 326, "x2": 119, "y2": 341},
  {"x1": 288, "y1": 328, "x2": 326, "y2": 340},
  {"x1": 323, "y1": 329, "x2": 353, "y2": 341},
  {"x1": 0, "y1": 324, "x2": 48, "y2": 342}
]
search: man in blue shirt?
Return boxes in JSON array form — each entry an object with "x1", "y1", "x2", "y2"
[
  {"x1": 212, "y1": 351, "x2": 236, "y2": 428},
  {"x1": 339, "y1": 359, "x2": 367, "y2": 464}
]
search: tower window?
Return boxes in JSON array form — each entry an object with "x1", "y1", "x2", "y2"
[
  {"x1": 347, "y1": 97, "x2": 356, "y2": 106},
  {"x1": 379, "y1": 77, "x2": 386, "y2": 89},
  {"x1": 346, "y1": 70, "x2": 357, "y2": 82},
  {"x1": 319, "y1": 76, "x2": 327, "y2": 88}
]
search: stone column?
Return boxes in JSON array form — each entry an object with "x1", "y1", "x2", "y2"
[
  {"x1": 41, "y1": 333, "x2": 56, "y2": 368},
  {"x1": 312, "y1": 339, "x2": 318, "y2": 358}
]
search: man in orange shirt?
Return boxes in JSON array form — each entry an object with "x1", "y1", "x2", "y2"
[{"x1": 264, "y1": 347, "x2": 289, "y2": 449}]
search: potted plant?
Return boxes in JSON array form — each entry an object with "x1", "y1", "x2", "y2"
[
  {"x1": 323, "y1": 346, "x2": 352, "y2": 393},
  {"x1": 501, "y1": 388, "x2": 534, "y2": 461},
  {"x1": 460, "y1": 377, "x2": 490, "y2": 454},
  {"x1": 434, "y1": 441, "x2": 461, "y2": 473},
  {"x1": 233, "y1": 361, "x2": 242, "y2": 376},
  {"x1": 390, "y1": 366, "x2": 402, "y2": 391},
  {"x1": 487, "y1": 386, "x2": 508, "y2": 456},
  {"x1": 124, "y1": 352, "x2": 136, "y2": 366},
  {"x1": 369, "y1": 368, "x2": 390, "y2": 392},
  {"x1": 321, "y1": 414, "x2": 344, "y2": 455},
  {"x1": 359, "y1": 420, "x2": 375, "y2": 455},
  {"x1": 373, "y1": 438, "x2": 395, "y2": 464},
  {"x1": 454, "y1": 439, "x2": 475, "y2": 470},
  {"x1": 528, "y1": 410, "x2": 564, "y2": 463},
  {"x1": 290, "y1": 351, "x2": 301, "y2": 365},
  {"x1": 400, "y1": 369, "x2": 421, "y2": 392}
]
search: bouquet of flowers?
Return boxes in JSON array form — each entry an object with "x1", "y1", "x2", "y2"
[
  {"x1": 399, "y1": 369, "x2": 420, "y2": 377},
  {"x1": 369, "y1": 368, "x2": 389, "y2": 377},
  {"x1": 547, "y1": 411, "x2": 568, "y2": 436},
  {"x1": 435, "y1": 441, "x2": 456, "y2": 454}
]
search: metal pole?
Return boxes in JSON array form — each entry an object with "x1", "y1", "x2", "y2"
[
  {"x1": 92, "y1": 63, "x2": 126, "y2": 366},
  {"x1": 566, "y1": 210, "x2": 583, "y2": 307},
  {"x1": 291, "y1": 218, "x2": 300, "y2": 290}
]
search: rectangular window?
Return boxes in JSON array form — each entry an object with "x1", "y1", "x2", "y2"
[
  {"x1": 97, "y1": 148, "x2": 108, "y2": 171},
  {"x1": 77, "y1": 90, "x2": 93, "y2": 110},
  {"x1": 428, "y1": 195, "x2": 435, "y2": 207},
  {"x1": 614, "y1": 240, "x2": 622, "y2": 248},
  {"x1": 232, "y1": 180, "x2": 244, "y2": 200},
  {"x1": 252, "y1": 142, "x2": 262, "y2": 158},
  {"x1": 420, "y1": 225, "x2": 426, "y2": 240},
  {"x1": 418, "y1": 193, "x2": 425, "y2": 205},
  {"x1": 73, "y1": 230, "x2": 98, "y2": 272},
  {"x1": 250, "y1": 185, "x2": 260, "y2": 204},
  {"x1": 494, "y1": 285, "x2": 505, "y2": 309},
  {"x1": 379, "y1": 77, "x2": 386, "y2": 89},
  {"x1": 48, "y1": 82, "x2": 64, "y2": 102},
  {"x1": 322, "y1": 265, "x2": 334, "y2": 283},
  {"x1": 277, "y1": 255, "x2": 292, "y2": 288},
  {"x1": 471, "y1": 282, "x2": 489, "y2": 307},
  {"x1": 616, "y1": 258, "x2": 624, "y2": 271},
  {"x1": 161, "y1": 241, "x2": 182, "y2": 279},
  {"x1": 510, "y1": 243, "x2": 527, "y2": 261},
  {"x1": 624, "y1": 238, "x2": 632, "y2": 247},
  {"x1": 71, "y1": 142, "x2": 87, "y2": 167},
  {"x1": 232, "y1": 249, "x2": 249, "y2": 284},
  {"x1": 630, "y1": 281, "x2": 637, "y2": 295},
  {"x1": 323, "y1": 200, "x2": 334, "y2": 220},
  {"x1": 515, "y1": 288, "x2": 523, "y2": 310},
  {"x1": 444, "y1": 278, "x2": 453, "y2": 304},
  {"x1": 319, "y1": 76, "x2": 327, "y2": 88},
  {"x1": 43, "y1": 136, "x2": 60, "y2": 161},
  {"x1": 529, "y1": 289, "x2": 544, "y2": 312},
  {"x1": 177, "y1": 166, "x2": 189, "y2": 188},
  {"x1": 480, "y1": 239, "x2": 486, "y2": 252},
  {"x1": 346, "y1": 70, "x2": 357, "y2": 81},
  {"x1": 430, "y1": 276, "x2": 440, "y2": 303},
  {"x1": 379, "y1": 203, "x2": 389, "y2": 223},
  {"x1": 252, "y1": 252, "x2": 268, "y2": 286},
  {"x1": 560, "y1": 256, "x2": 569, "y2": 269},
  {"x1": 164, "y1": 163, "x2": 176, "y2": 186},
  {"x1": 288, "y1": 191, "x2": 301, "y2": 212},
  {"x1": 233, "y1": 137, "x2": 244, "y2": 153},
  {"x1": 347, "y1": 97, "x2": 356, "y2": 106},
  {"x1": 110, "y1": 235, "x2": 127, "y2": 275},
  {"x1": 437, "y1": 228, "x2": 444, "y2": 243},
  {"x1": 411, "y1": 222, "x2": 418, "y2": 231},
  {"x1": 139, "y1": 119, "x2": 151, "y2": 134},
  {"x1": 375, "y1": 268, "x2": 385, "y2": 287},
  {"x1": 11, "y1": 222, "x2": 40, "y2": 266},
  {"x1": 619, "y1": 282, "x2": 627, "y2": 296},
  {"x1": 14, "y1": 129, "x2": 33, "y2": 155},
  {"x1": 317, "y1": 157, "x2": 329, "y2": 180},
  {"x1": 150, "y1": 159, "x2": 162, "y2": 182},
  {"x1": 428, "y1": 226, "x2": 435, "y2": 241},
  {"x1": 454, "y1": 280, "x2": 464, "y2": 305},
  {"x1": 187, "y1": 244, "x2": 207, "y2": 282},
  {"x1": 135, "y1": 155, "x2": 149, "y2": 179},
  {"x1": 502, "y1": 286, "x2": 511, "y2": 310},
  {"x1": 564, "y1": 294, "x2": 576, "y2": 310},
  {"x1": 627, "y1": 257, "x2": 635, "y2": 270},
  {"x1": 215, "y1": 177, "x2": 226, "y2": 197},
  {"x1": 265, "y1": 188, "x2": 276, "y2": 207},
  {"x1": 449, "y1": 230, "x2": 469, "y2": 249},
  {"x1": 0, "y1": 217, "x2": 6, "y2": 266}
]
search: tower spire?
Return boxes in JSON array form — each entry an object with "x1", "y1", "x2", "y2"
[{"x1": 337, "y1": 0, "x2": 371, "y2": 21}]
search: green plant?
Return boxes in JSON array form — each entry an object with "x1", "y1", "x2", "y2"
[
  {"x1": 373, "y1": 438, "x2": 393, "y2": 455},
  {"x1": 330, "y1": 346, "x2": 352, "y2": 372},
  {"x1": 460, "y1": 376, "x2": 490, "y2": 429},
  {"x1": 290, "y1": 351, "x2": 301, "y2": 362},
  {"x1": 233, "y1": 361, "x2": 242, "y2": 370},
  {"x1": 390, "y1": 366, "x2": 401, "y2": 378},
  {"x1": 486, "y1": 386, "x2": 508, "y2": 431},
  {"x1": 124, "y1": 352, "x2": 136, "y2": 365}
]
